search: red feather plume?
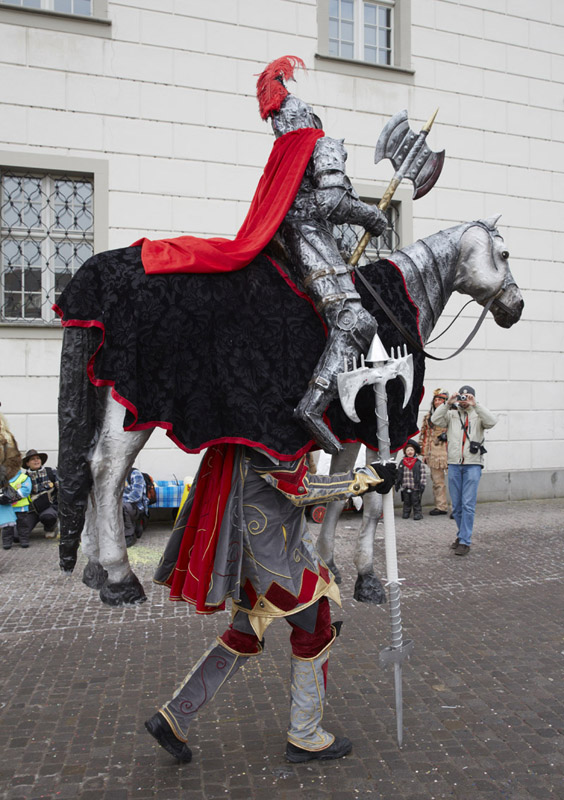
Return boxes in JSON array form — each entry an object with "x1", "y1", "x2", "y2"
[{"x1": 256, "y1": 56, "x2": 306, "y2": 120}]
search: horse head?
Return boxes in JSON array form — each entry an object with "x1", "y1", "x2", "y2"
[{"x1": 453, "y1": 215, "x2": 524, "y2": 328}]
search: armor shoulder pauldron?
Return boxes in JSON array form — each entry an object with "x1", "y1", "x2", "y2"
[{"x1": 313, "y1": 137, "x2": 348, "y2": 189}]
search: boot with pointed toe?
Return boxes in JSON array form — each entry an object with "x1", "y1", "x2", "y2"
[{"x1": 144, "y1": 712, "x2": 192, "y2": 763}]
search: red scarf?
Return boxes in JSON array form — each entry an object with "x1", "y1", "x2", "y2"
[
  {"x1": 167, "y1": 443, "x2": 236, "y2": 613},
  {"x1": 403, "y1": 456, "x2": 417, "y2": 470},
  {"x1": 134, "y1": 128, "x2": 324, "y2": 275}
]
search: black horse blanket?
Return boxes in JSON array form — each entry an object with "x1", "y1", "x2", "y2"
[{"x1": 55, "y1": 245, "x2": 425, "y2": 459}]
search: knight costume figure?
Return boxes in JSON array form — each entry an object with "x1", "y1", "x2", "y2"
[
  {"x1": 146, "y1": 444, "x2": 396, "y2": 763},
  {"x1": 260, "y1": 57, "x2": 389, "y2": 455},
  {"x1": 143, "y1": 57, "x2": 397, "y2": 765}
]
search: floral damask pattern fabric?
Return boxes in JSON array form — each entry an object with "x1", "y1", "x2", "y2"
[{"x1": 56, "y1": 246, "x2": 424, "y2": 457}]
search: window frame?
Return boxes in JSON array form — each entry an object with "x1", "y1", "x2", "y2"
[
  {"x1": 0, "y1": 0, "x2": 110, "y2": 36},
  {"x1": 0, "y1": 152, "x2": 108, "y2": 327},
  {"x1": 317, "y1": 0, "x2": 413, "y2": 81}
]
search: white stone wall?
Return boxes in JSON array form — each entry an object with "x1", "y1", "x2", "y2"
[{"x1": 0, "y1": 0, "x2": 562, "y2": 490}]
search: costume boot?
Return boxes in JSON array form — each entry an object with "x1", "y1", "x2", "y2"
[
  {"x1": 412, "y1": 490, "x2": 423, "y2": 520},
  {"x1": 145, "y1": 639, "x2": 255, "y2": 760},
  {"x1": 402, "y1": 491, "x2": 412, "y2": 519},
  {"x1": 286, "y1": 627, "x2": 352, "y2": 762}
]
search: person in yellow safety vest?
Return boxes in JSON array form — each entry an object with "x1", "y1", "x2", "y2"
[{"x1": 0, "y1": 468, "x2": 32, "y2": 549}]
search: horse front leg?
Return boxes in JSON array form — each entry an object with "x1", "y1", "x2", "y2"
[
  {"x1": 353, "y1": 447, "x2": 386, "y2": 603},
  {"x1": 315, "y1": 442, "x2": 361, "y2": 583},
  {"x1": 80, "y1": 493, "x2": 108, "y2": 590},
  {"x1": 90, "y1": 396, "x2": 153, "y2": 606}
]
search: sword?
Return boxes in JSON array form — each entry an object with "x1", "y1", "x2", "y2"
[
  {"x1": 350, "y1": 108, "x2": 445, "y2": 267},
  {"x1": 337, "y1": 335, "x2": 415, "y2": 747}
]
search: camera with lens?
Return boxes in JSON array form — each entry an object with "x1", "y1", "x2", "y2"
[
  {"x1": 469, "y1": 441, "x2": 487, "y2": 455},
  {"x1": 456, "y1": 393, "x2": 468, "y2": 401},
  {"x1": 437, "y1": 432, "x2": 447, "y2": 443}
]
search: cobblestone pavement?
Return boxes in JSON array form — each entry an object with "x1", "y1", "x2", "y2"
[{"x1": 1, "y1": 498, "x2": 564, "y2": 800}]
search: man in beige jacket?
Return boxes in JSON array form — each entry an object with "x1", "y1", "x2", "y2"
[{"x1": 431, "y1": 385, "x2": 497, "y2": 556}]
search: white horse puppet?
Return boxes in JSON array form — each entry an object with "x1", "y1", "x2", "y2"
[
  {"x1": 316, "y1": 214, "x2": 524, "y2": 601},
  {"x1": 56, "y1": 215, "x2": 523, "y2": 606}
]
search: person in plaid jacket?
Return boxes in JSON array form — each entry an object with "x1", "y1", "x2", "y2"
[{"x1": 395, "y1": 439, "x2": 426, "y2": 521}]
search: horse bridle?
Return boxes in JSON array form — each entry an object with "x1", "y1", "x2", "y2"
[{"x1": 354, "y1": 268, "x2": 504, "y2": 362}]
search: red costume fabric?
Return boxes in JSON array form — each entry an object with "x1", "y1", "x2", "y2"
[
  {"x1": 134, "y1": 128, "x2": 324, "y2": 275},
  {"x1": 166, "y1": 443, "x2": 235, "y2": 613}
]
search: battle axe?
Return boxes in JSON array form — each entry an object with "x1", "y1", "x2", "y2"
[{"x1": 349, "y1": 108, "x2": 445, "y2": 266}]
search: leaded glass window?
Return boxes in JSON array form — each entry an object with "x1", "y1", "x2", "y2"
[
  {"x1": 0, "y1": 171, "x2": 94, "y2": 323},
  {"x1": 335, "y1": 202, "x2": 400, "y2": 266}
]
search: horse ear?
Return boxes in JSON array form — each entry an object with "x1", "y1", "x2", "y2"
[{"x1": 482, "y1": 213, "x2": 502, "y2": 229}]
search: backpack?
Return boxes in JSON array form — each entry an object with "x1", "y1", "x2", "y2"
[{"x1": 142, "y1": 472, "x2": 157, "y2": 505}]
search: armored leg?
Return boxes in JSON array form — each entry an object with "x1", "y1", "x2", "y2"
[
  {"x1": 286, "y1": 624, "x2": 352, "y2": 761},
  {"x1": 295, "y1": 302, "x2": 377, "y2": 454}
]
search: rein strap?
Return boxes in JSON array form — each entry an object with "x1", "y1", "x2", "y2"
[{"x1": 355, "y1": 267, "x2": 497, "y2": 362}]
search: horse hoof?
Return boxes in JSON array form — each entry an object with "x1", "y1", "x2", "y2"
[
  {"x1": 82, "y1": 561, "x2": 108, "y2": 590},
  {"x1": 99, "y1": 573, "x2": 147, "y2": 606},
  {"x1": 353, "y1": 573, "x2": 387, "y2": 604},
  {"x1": 326, "y1": 560, "x2": 342, "y2": 584}
]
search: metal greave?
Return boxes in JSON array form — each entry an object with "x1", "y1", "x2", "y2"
[
  {"x1": 287, "y1": 629, "x2": 337, "y2": 751},
  {"x1": 160, "y1": 640, "x2": 252, "y2": 742}
]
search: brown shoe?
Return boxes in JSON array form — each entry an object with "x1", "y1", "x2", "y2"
[
  {"x1": 450, "y1": 538, "x2": 460, "y2": 550},
  {"x1": 454, "y1": 544, "x2": 470, "y2": 556}
]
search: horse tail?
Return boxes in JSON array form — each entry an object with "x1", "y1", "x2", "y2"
[{"x1": 58, "y1": 326, "x2": 101, "y2": 573}]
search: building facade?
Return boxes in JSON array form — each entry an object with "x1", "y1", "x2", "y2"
[{"x1": 0, "y1": 0, "x2": 562, "y2": 498}]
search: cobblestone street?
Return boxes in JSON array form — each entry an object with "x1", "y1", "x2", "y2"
[{"x1": 1, "y1": 498, "x2": 563, "y2": 800}]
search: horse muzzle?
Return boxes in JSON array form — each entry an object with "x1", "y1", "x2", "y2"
[{"x1": 490, "y1": 283, "x2": 524, "y2": 328}]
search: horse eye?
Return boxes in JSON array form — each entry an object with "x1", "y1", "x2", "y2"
[{"x1": 501, "y1": 250, "x2": 509, "y2": 259}]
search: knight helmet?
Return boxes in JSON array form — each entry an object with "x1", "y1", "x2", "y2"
[{"x1": 256, "y1": 56, "x2": 322, "y2": 138}]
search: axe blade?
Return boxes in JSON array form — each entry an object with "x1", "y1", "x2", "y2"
[
  {"x1": 374, "y1": 109, "x2": 445, "y2": 200},
  {"x1": 374, "y1": 109, "x2": 413, "y2": 170},
  {"x1": 410, "y1": 149, "x2": 445, "y2": 200}
]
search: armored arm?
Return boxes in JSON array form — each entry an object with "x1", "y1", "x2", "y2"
[
  {"x1": 251, "y1": 454, "x2": 385, "y2": 508},
  {"x1": 313, "y1": 137, "x2": 388, "y2": 236}
]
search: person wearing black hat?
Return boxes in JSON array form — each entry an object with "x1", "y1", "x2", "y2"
[
  {"x1": 20, "y1": 449, "x2": 59, "y2": 541},
  {"x1": 431, "y1": 387, "x2": 497, "y2": 556},
  {"x1": 395, "y1": 439, "x2": 426, "y2": 520}
]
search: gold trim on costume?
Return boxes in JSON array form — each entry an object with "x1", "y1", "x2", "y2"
[
  {"x1": 234, "y1": 573, "x2": 342, "y2": 639},
  {"x1": 216, "y1": 635, "x2": 263, "y2": 658},
  {"x1": 242, "y1": 547, "x2": 292, "y2": 579},
  {"x1": 243, "y1": 504, "x2": 268, "y2": 535}
]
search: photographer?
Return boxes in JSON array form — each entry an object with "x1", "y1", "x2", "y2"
[
  {"x1": 431, "y1": 385, "x2": 497, "y2": 556},
  {"x1": 419, "y1": 388, "x2": 450, "y2": 516}
]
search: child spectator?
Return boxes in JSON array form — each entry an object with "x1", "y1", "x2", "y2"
[
  {"x1": 1, "y1": 468, "x2": 32, "y2": 549},
  {"x1": 396, "y1": 439, "x2": 426, "y2": 521},
  {"x1": 123, "y1": 467, "x2": 149, "y2": 547}
]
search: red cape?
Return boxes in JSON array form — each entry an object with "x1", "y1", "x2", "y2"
[{"x1": 134, "y1": 127, "x2": 324, "y2": 275}]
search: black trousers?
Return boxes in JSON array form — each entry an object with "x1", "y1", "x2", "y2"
[
  {"x1": 16, "y1": 507, "x2": 58, "y2": 543},
  {"x1": 402, "y1": 489, "x2": 422, "y2": 519}
]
